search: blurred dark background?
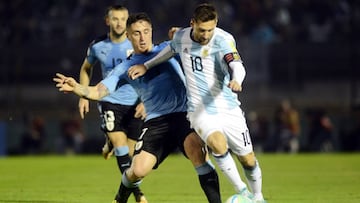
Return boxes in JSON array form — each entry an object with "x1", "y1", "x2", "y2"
[{"x1": 0, "y1": 0, "x2": 360, "y2": 155}]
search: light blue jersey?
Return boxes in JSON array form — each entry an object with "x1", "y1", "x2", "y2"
[
  {"x1": 101, "y1": 41, "x2": 187, "y2": 121},
  {"x1": 87, "y1": 34, "x2": 138, "y2": 105},
  {"x1": 170, "y1": 27, "x2": 241, "y2": 114}
]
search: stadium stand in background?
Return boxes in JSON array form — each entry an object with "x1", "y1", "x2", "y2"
[{"x1": 1, "y1": 0, "x2": 360, "y2": 154}]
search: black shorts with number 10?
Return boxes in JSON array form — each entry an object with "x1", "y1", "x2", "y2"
[
  {"x1": 133, "y1": 112, "x2": 195, "y2": 169},
  {"x1": 98, "y1": 101, "x2": 143, "y2": 140}
]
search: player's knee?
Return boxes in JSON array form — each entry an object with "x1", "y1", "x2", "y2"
[
  {"x1": 207, "y1": 132, "x2": 227, "y2": 154},
  {"x1": 108, "y1": 131, "x2": 128, "y2": 146},
  {"x1": 131, "y1": 166, "x2": 147, "y2": 179},
  {"x1": 184, "y1": 133, "x2": 207, "y2": 165},
  {"x1": 238, "y1": 152, "x2": 256, "y2": 169},
  {"x1": 184, "y1": 133, "x2": 203, "y2": 155}
]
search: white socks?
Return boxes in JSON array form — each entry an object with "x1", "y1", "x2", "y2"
[
  {"x1": 213, "y1": 151, "x2": 247, "y2": 193},
  {"x1": 244, "y1": 160, "x2": 263, "y2": 199}
]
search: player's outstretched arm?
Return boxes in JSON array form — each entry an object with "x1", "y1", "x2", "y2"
[
  {"x1": 54, "y1": 73, "x2": 77, "y2": 92},
  {"x1": 128, "y1": 45, "x2": 175, "y2": 80},
  {"x1": 53, "y1": 73, "x2": 109, "y2": 101}
]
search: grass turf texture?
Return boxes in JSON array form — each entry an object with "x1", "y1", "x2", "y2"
[{"x1": 0, "y1": 153, "x2": 359, "y2": 203}]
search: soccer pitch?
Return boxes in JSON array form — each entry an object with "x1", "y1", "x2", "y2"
[{"x1": 0, "y1": 153, "x2": 359, "y2": 203}]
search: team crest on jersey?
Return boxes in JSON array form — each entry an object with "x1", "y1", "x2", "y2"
[
  {"x1": 202, "y1": 48, "x2": 209, "y2": 57},
  {"x1": 126, "y1": 49, "x2": 134, "y2": 57},
  {"x1": 233, "y1": 52, "x2": 241, "y2": 60}
]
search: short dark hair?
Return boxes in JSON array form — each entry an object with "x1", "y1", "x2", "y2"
[
  {"x1": 192, "y1": 3, "x2": 218, "y2": 22},
  {"x1": 126, "y1": 12, "x2": 152, "y2": 29},
  {"x1": 104, "y1": 5, "x2": 128, "y2": 19}
]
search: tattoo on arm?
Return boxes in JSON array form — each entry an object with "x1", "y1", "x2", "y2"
[
  {"x1": 77, "y1": 85, "x2": 90, "y2": 99},
  {"x1": 96, "y1": 83, "x2": 109, "y2": 99},
  {"x1": 74, "y1": 83, "x2": 109, "y2": 100}
]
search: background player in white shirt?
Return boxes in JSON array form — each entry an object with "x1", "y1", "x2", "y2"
[{"x1": 128, "y1": 3, "x2": 266, "y2": 202}]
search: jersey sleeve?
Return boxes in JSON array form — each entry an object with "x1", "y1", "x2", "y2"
[
  {"x1": 169, "y1": 29, "x2": 183, "y2": 53},
  {"x1": 86, "y1": 43, "x2": 97, "y2": 65},
  {"x1": 221, "y1": 36, "x2": 242, "y2": 64},
  {"x1": 100, "y1": 63, "x2": 127, "y2": 92},
  {"x1": 222, "y1": 35, "x2": 238, "y2": 53},
  {"x1": 101, "y1": 75, "x2": 118, "y2": 93}
]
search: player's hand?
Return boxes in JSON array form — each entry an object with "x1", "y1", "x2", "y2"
[
  {"x1": 134, "y1": 102, "x2": 146, "y2": 120},
  {"x1": 168, "y1": 27, "x2": 181, "y2": 39},
  {"x1": 53, "y1": 73, "x2": 77, "y2": 93},
  {"x1": 128, "y1": 65, "x2": 147, "y2": 80},
  {"x1": 78, "y1": 98, "x2": 89, "y2": 119},
  {"x1": 228, "y1": 80, "x2": 242, "y2": 92}
]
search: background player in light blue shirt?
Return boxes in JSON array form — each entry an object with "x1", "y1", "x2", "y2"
[
  {"x1": 77, "y1": 5, "x2": 146, "y2": 202},
  {"x1": 54, "y1": 12, "x2": 221, "y2": 203}
]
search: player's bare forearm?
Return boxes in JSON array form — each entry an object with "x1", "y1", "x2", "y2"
[
  {"x1": 95, "y1": 83, "x2": 110, "y2": 99},
  {"x1": 54, "y1": 73, "x2": 108, "y2": 101},
  {"x1": 73, "y1": 83, "x2": 90, "y2": 98},
  {"x1": 75, "y1": 83, "x2": 109, "y2": 101},
  {"x1": 79, "y1": 59, "x2": 93, "y2": 86},
  {"x1": 78, "y1": 60, "x2": 93, "y2": 118}
]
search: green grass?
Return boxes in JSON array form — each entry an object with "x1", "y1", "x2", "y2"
[{"x1": 0, "y1": 153, "x2": 359, "y2": 203}]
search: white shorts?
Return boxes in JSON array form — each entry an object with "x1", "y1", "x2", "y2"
[{"x1": 187, "y1": 107, "x2": 253, "y2": 156}]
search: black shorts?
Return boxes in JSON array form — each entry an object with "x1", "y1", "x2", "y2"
[
  {"x1": 98, "y1": 101, "x2": 143, "y2": 140},
  {"x1": 133, "y1": 112, "x2": 194, "y2": 169}
]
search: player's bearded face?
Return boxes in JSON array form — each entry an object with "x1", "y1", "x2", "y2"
[
  {"x1": 111, "y1": 26, "x2": 126, "y2": 38},
  {"x1": 127, "y1": 20, "x2": 153, "y2": 53},
  {"x1": 108, "y1": 10, "x2": 128, "y2": 37},
  {"x1": 191, "y1": 19, "x2": 217, "y2": 45}
]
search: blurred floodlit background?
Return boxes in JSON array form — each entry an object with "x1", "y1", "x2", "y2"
[{"x1": 0, "y1": 0, "x2": 359, "y2": 155}]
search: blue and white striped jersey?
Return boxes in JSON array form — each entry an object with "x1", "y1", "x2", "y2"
[{"x1": 170, "y1": 27, "x2": 241, "y2": 114}]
